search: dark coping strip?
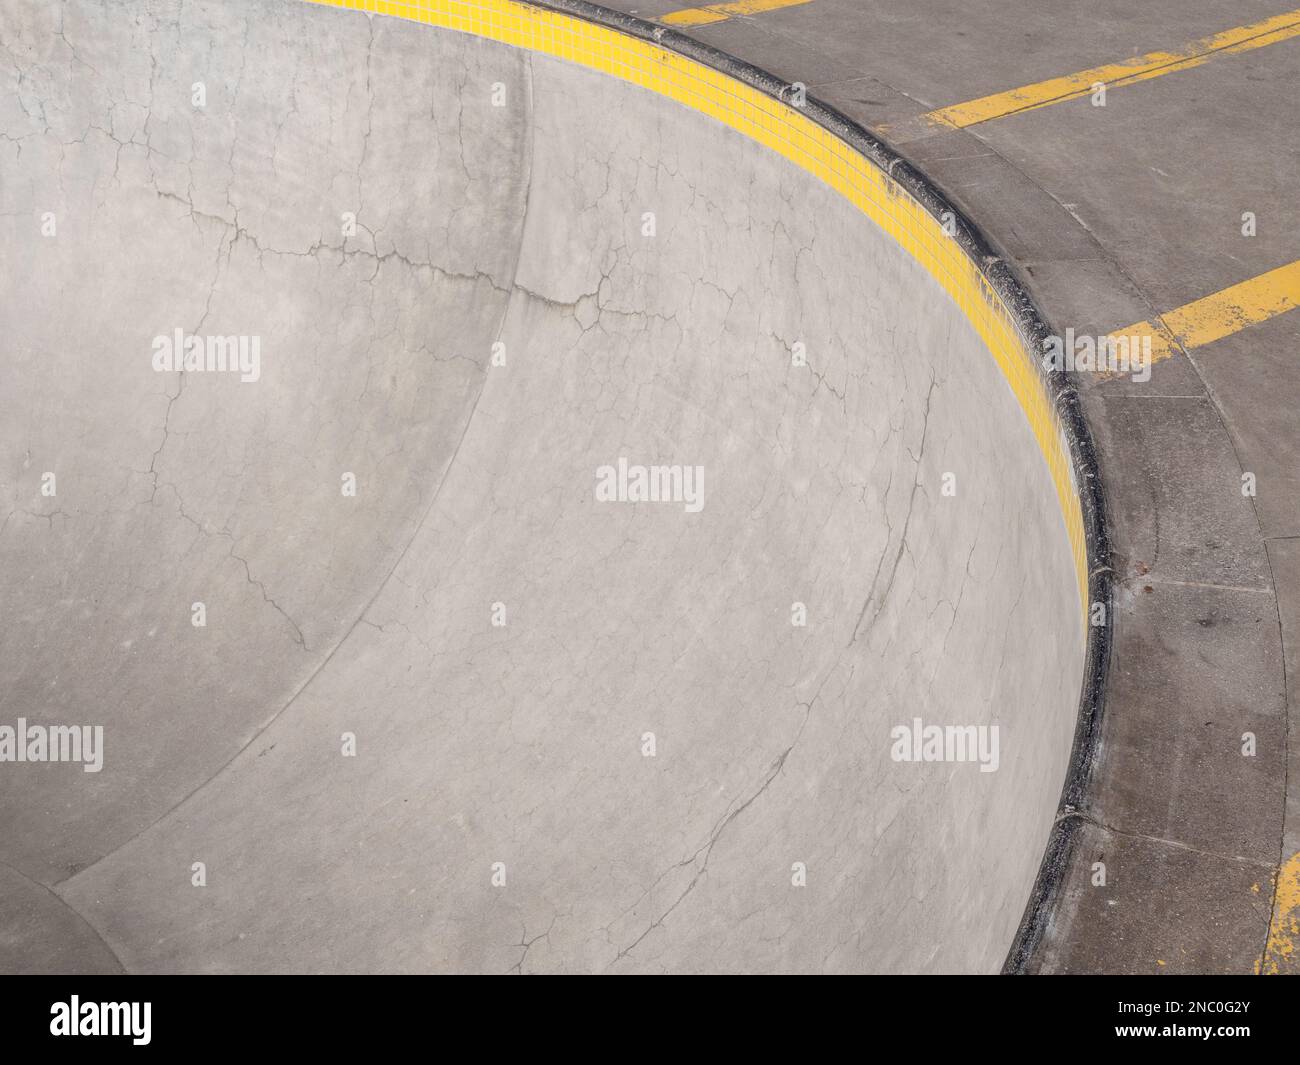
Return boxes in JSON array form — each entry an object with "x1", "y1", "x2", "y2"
[{"x1": 523, "y1": 0, "x2": 1115, "y2": 974}]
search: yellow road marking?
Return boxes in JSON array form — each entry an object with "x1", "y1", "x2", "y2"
[
  {"x1": 1107, "y1": 260, "x2": 1300, "y2": 369},
  {"x1": 918, "y1": 8, "x2": 1300, "y2": 131},
  {"x1": 661, "y1": 0, "x2": 814, "y2": 29},
  {"x1": 1258, "y1": 851, "x2": 1300, "y2": 973}
]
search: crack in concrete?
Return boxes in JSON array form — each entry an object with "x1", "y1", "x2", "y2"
[{"x1": 849, "y1": 373, "x2": 937, "y2": 646}]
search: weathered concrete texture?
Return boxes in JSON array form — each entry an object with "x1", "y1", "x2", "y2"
[
  {"x1": 1, "y1": 0, "x2": 531, "y2": 886},
  {"x1": 0, "y1": 864, "x2": 122, "y2": 975},
  {"x1": 595, "y1": 0, "x2": 1300, "y2": 974},
  {"x1": 0, "y1": 0, "x2": 1084, "y2": 972}
]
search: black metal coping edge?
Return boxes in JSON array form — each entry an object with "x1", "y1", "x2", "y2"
[{"x1": 521, "y1": 0, "x2": 1114, "y2": 974}]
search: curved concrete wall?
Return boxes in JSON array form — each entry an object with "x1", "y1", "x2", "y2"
[{"x1": 0, "y1": 0, "x2": 1085, "y2": 972}]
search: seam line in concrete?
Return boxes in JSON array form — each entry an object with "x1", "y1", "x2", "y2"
[
  {"x1": 1127, "y1": 577, "x2": 1274, "y2": 594},
  {"x1": 1058, "y1": 811, "x2": 1277, "y2": 872},
  {"x1": 0, "y1": 859, "x2": 126, "y2": 974},
  {"x1": 1261, "y1": 540, "x2": 1297, "y2": 972}
]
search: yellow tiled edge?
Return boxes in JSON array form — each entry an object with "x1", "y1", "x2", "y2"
[{"x1": 302, "y1": 0, "x2": 1090, "y2": 618}]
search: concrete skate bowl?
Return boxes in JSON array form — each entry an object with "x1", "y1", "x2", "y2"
[{"x1": 0, "y1": 0, "x2": 1103, "y2": 973}]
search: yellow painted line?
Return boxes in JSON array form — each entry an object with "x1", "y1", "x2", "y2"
[
  {"x1": 1108, "y1": 259, "x2": 1300, "y2": 370},
  {"x1": 918, "y1": 8, "x2": 1300, "y2": 131},
  {"x1": 300, "y1": 0, "x2": 1090, "y2": 619},
  {"x1": 661, "y1": 0, "x2": 814, "y2": 29},
  {"x1": 1258, "y1": 850, "x2": 1300, "y2": 973}
]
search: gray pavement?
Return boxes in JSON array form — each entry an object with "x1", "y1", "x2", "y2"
[{"x1": 0, "y1": 0, "x2": 1086, "y2": 972}]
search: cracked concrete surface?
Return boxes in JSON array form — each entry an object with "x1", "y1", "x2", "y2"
[{"x1": 0, "y1": 0, "x2": 1082, "y2": 973}]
